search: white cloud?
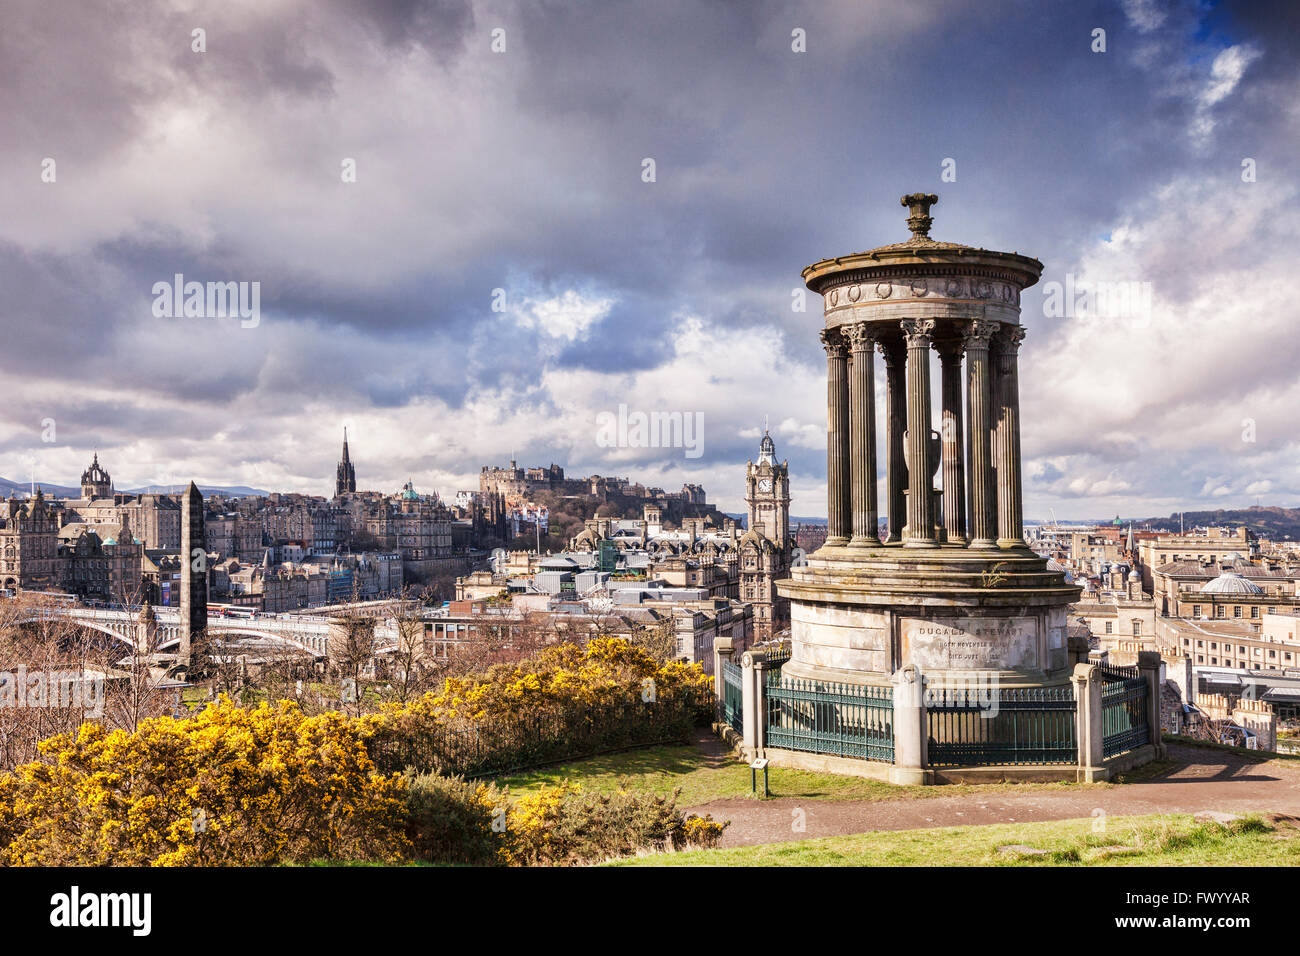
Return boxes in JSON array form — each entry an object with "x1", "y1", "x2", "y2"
[
  {"x1": 513, "y1": 291, "x2": 612, "y2": 341},
  {"x1": 1122, "y1": 0, "x2": 1168, "y2": 33},
  {"x1": 1191, "y1": 44, "x2": 1262, "y2": 141},
  {"x1": 1025, "y1": 173, "x2": 1300, "y2": 518}
]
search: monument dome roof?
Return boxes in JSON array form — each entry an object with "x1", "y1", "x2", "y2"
[
  {"x1": 801, "y1": 193, "x2": 1043, "y2": 293},
  {"x1": 1200, "y1": 571, "x2": 1264, "y2": 595}
]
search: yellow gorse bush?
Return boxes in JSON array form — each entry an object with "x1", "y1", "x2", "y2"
[
  {"x1": 498, "y1": 781, "x2": 580, "y2": 865},
  {"x1": 0, "y1": 638, "x2": 717, "y2": 866},
  {"x1": 382, "y1": 637, "x2": 713, "y2": 724},
  {"x1": 0, "y1": 698, "x2": 410, "y2": 867}
]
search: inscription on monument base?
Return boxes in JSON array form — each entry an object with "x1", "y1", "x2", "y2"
[{"x1": 901, "y1": 616, "x2": 1039, "y2": 671}]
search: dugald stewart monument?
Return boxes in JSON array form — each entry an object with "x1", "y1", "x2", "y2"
[
  {"x1": 781, "y1": 193, "x2": 1078, "y2": 688},
  {"x1": 737, "y1": 193, "x2": 1163, "y2": 785}
]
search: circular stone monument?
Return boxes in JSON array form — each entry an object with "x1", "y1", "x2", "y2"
[{"x1": 778, "y1": 194, "x2": 1080, "y2": 689}]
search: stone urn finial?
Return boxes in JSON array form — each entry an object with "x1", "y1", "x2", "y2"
[{"x1": 900, "y1": 192, "x2": 938, "y2": 239}]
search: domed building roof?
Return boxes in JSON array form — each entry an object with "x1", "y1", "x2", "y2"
[
  {"x1": 1200, "y1": 571, "x2": 1264, "y2": 596},
  {"x1": 1128, "y1": 568, "x2": 1141, "y2": 581}
]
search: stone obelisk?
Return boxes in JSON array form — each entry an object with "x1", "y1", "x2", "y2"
[{"x1": 179, "y1": 480, "x2": 207, "y2": 668}]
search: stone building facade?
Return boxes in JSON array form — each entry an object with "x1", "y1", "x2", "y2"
[{"x1": 0, "y1": 489, "x2": 60, "y2": 591}]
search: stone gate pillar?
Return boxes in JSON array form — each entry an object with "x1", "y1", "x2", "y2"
[
  {"x1": 891, "y1": 665, "x2": 930, "y2": 785},
  {"x1": 713, "y1": 635, "x2": 734, "y2": 714},
  {"x1": 1073, "y1": 662, "x2": 1107, "y2": 782},
  {"x1": 1137, "y1": 650, "x2": 1167, "y2": 759}
]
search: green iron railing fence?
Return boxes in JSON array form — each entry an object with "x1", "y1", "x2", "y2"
[
  {"x1": 763, "y1": 644, "x2": 792, "y2": 670},
  {"x1": 1097, "y1": 662, "x2": 1139, "y2": 681},
  {"x1": 721, "y1": 658, "x2": 744, "y2": 733},
  {"x1": 927, "y1": 685, "x2": 1077, "y2": 767},
  {"x1": 764, "y1": 675, "x2": 894, "y2": 762},
  {"x1": 1101, "y1": 666, "x2": 1150, "y2": 758}
]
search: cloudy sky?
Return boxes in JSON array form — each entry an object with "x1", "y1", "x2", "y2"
[{"x1": 1, "y1": 0, "x2": 1296, "y2": 520}]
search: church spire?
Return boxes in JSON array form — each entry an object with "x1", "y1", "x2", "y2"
[{"x1": 335, "y1": 428, "x2": 357, "y2": 496}]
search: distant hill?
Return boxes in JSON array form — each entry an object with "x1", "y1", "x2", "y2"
[
  {"x1": 0, "y1": 476, "x2": 80, "y2": 498},
  {"x1": 726, "y1": 514, "x2": 829, "y2": 529},
  {"x1": 1139, "y1": 506, "x2": 1300, "y2": 542},
  {"x1": 124, "y1": 484, "x2": 271, "y2": 497},
  {"x1": 0, "y1": 476, "x2": 270, "y2": 500}
]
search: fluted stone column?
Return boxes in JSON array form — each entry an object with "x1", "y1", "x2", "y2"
[
  {"x1": 937, "y1": 340, "x2": 967, "y2": 545},
  {"x1": 995, "y1": 326, "x2": 1027, "y2": 548},
  {"x1": 846, "y1": 322, "x2": 879, "y2": 546},
  {"x1": 821, "y1": 328, "x2": 851, "y2": 546},
  {"x1": 963, "y1": 320, "x2": 998, "y2": 549},
  {"x1": 901, "y1": 319, "x2": 937, "y2": 548},
  {"x1": 878, "y1": 338, "x2": 907, "y2": 544}
]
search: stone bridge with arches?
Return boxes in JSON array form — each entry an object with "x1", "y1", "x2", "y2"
[{"x1": 27, "y1": 606, "x2": 405, "y2": 660}]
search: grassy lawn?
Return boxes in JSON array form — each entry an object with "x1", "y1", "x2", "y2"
[
  {"x1": 493, "y1": 733, "x2": 1300, "y2": 806},
  {"x1": 607, "y1": 813, "x2": 1300, "y2": 867},
  {"x1": 492, "y1": 743, "x2": 1095, "y2": 806}
]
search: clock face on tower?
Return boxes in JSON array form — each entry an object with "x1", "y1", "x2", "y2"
[{"x1": 758, "y1": 478, "x2": 772, "y2": 492}]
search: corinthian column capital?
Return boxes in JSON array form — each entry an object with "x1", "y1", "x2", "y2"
[
  {"x1": 900, "y1": 319, "x2": 936, "y2": 346},
  {"x1": 998, "y1": 325, "x2": 1027, "y2": 351},
  {"x1": 962, "y1": 319, "x2": 998, "y2": 351},
  {"x1": 994, "y1": 325, "x2": 1026, "y2": 372},
  {"x1": 844, "y1": 321, "x2": 877, "y2": 354},
  {"x1": 935, "y1": 338, "x2": 964, "y2": 366},
  {"x1": 820, "y1": 327, "x2": 847, "y2": 358}
]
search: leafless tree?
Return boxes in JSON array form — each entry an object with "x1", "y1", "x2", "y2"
[
  {"x1": 379, "y1": 586, "x2": 441, "y2": 704},
  {"x1": 328, "y1": 584, "x2": 376, "y2": 716}
]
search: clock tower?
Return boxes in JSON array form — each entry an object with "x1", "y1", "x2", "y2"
[{"x1": 740, "y1": 427, "x2": 793, "y2": 641}]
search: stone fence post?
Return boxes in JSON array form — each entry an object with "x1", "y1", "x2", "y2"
[
  {"x1": 891, "y1": 665, "x2": 929, "y2": 785},
  {"x1": 713, "y1": 636, "x2": 734, "y2": 715},
  {"x1": 739, "y1": 647, "x2": 785, "y2": 757},
  {"x1": 1137, "y1": 650, "x2": 1167, "y2": 759},
  {"x1": 1073, "y1": 662, "x2": 1106, "y2": 782},
  {"x1": 739, "y1": 650, "x2": 762, "y2": 756}
]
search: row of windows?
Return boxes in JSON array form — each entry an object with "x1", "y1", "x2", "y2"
[
  {"x1": 1197, "y1": 657, "x2": 1283, "y2": 670},
  {"x1": 1189, "y1": 605, "x2": 1261, "y2": 619},
  {"x1": 1181, "y1": 637, "x2": 1293, "y2": 662}
]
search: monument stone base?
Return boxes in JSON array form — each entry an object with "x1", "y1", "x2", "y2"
[{"x1": 778, "y1": 542, "x2": 1078, "y2": 688}]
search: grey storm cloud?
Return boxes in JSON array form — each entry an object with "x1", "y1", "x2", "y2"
[{"x1": 0, "y1": 0, "x2": 1296, "y2": 515}]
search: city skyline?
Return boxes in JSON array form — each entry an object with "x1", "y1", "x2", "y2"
[{"x1": 2, "y1": 0, "x2": 1297, "y2": 520}]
